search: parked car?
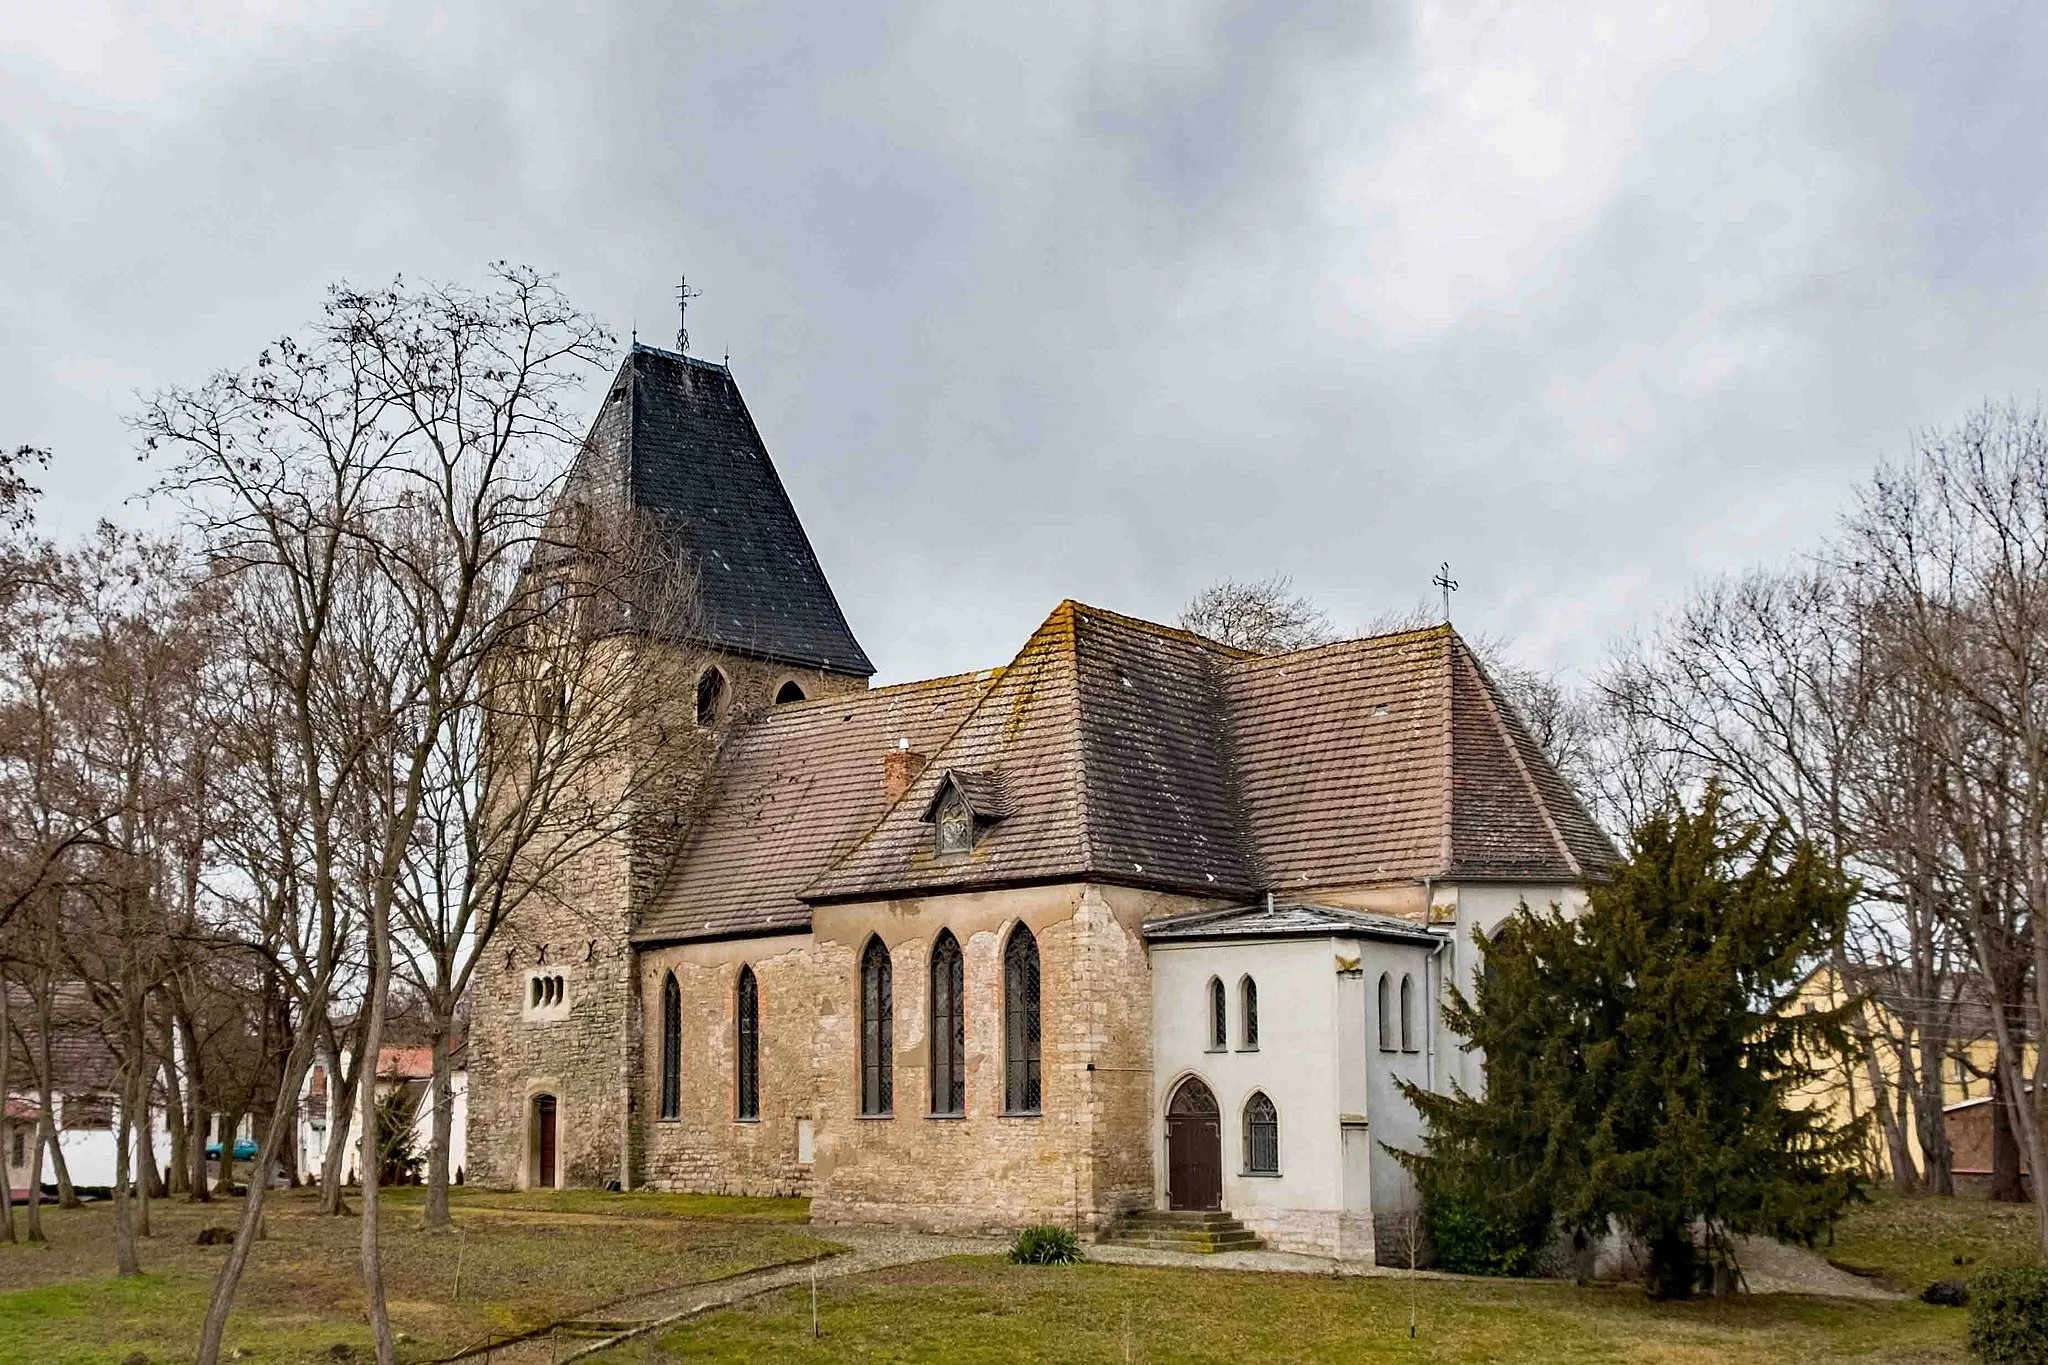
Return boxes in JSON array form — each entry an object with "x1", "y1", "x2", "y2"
[{"x1": 205, "y1": 1137, "x2": 260, "y2": 1161}]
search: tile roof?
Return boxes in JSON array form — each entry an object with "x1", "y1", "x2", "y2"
[
  {"x1": 635, "y1": 670, "x2": 997, "y2": 944},
  {"x1": 1227, "y1": 627, "x2": 1616, "y2": 887},
  {"x1": 573, "y1": 345, "x2": 873, "y2": 676},
  {"x1": 1142, "y1": 900, "x2": 1445, "y2": 945},
  {"x1": 805, "y1": 603, "x2": 1262, "y2": 904},
  {"x1": 641, "y1": 605, "x2": 1615, "y2": 942}
]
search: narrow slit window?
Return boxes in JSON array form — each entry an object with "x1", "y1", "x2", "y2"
[
  {"x1": 1399, "y1": 973, "x2": 1416, "y2": 1053},
  {"x1": 736, "y1": 966, "x2": 760, "y2": 1120},
  {"x1": 861, "y1": 937, "x2": 893, "y2": 1116},
  {"x1": 1004, "y1": 926, "x2": 1041, "y2": 1114},
  {"x1": 1208, "y1": 977, "x2": 1227, "y2": 1051},
  {"x1": 1377, "y1": 973, "x2": 1394, "y2": 1052},
  {"x1": 1240, "y1": 976, "x2": 1258, "y2": 1049},
  {"x1": 659, "y1": 972, "x2": 682, "y2": 1121},
  {"x1": 929, "y1": 932, "x2": 965, "y2": 1115}
]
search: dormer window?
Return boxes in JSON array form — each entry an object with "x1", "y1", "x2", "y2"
[
  {"x1": 936, "y1": 788, "x2": 974, "y2": 855},
  {"x1": 920, "y1": 769, "x2": 1007, "y2": 857}
]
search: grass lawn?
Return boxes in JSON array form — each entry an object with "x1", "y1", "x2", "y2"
[
  {"x1": 0, "y1": 1187, "x2": 830, "y2": 1364},
  {"x1": 1831, "y1": 1191, "x2": 2040, "y2": 1293},
  {"x1": 617, "y1": 1256, "x2": 1968, "y2": 1364}
]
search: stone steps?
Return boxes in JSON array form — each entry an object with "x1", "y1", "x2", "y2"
[{"x1": 1102, "y1": 1210, "x2": 1264, "y2": 1254}]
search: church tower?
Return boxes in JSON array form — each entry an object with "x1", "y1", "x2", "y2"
[{"x1": 467, "y1": 343, "x2": 872, "y2": 1191}]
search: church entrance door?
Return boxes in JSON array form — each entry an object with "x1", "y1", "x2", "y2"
[
  {"x1": 533, "y1": 1094, "x2": 558, "y2": 1189},
  {"x1": 1166, "y1": 1077, "x2": 1221, "y2": 1211}
]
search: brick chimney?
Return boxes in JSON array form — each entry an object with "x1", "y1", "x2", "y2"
[{"x1": 883, "y1": 740, "x2": 928, "y2": 804}]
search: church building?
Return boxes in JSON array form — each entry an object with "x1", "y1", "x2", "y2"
[{"x1": 466, "y1": 343, "x2": 1615, "y2": 1261}]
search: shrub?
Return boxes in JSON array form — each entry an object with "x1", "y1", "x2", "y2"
[
  {"x1": 1969, "y1": 1264, "x2": 2048, "y2": 1363},
  {"x1": 1009, "y1": 1224, "x2": 1084, "y2": 1266},
  {"x1": 1424, "y1": 1187, "x2": 1545, "y2": 1278}
]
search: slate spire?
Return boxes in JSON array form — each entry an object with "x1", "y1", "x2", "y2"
[{"x1": 579, "y1": 344, "x2": 874, "y2": 676}]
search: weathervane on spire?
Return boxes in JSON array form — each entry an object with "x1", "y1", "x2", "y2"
[
  {"x1": 1433, "y1": 561, "x2": 1459, "y2": 623},
  {"x1": 675, "y1": 276, "x2": 702, "y2": 354}
]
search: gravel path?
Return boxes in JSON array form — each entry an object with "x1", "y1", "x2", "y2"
[
  {"x1": 458, "y1": 1225, "x2": 1002, "y2": 1363},
  {"x1": 1731, "y1": 1235, "x2": 1903, "y2": 1301}
]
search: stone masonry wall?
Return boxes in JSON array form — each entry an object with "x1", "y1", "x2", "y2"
[
  {"x1": 468, "y1": 633, "x2": 866, "y2": 1192},
  {"x1": 636, "y1": 933, "x2": 817, "y2": 1196}
]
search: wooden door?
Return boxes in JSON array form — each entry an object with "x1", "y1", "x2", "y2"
[
  {"x1": 1167, "y1": 1078, "x2": 1221, "y2": 1211},
  {"x1": 535, "y1": 1095, "x2": 558, "y2": 1189}
]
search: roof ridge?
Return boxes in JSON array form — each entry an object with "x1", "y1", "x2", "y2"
[
  {"x1": 763, "y1": 667, "x2": 1001, "y2": 713},
  {"x1": 1230, "y1": 623, "x2": 1455, "y2": 672},
  {"x1": 1063, "y1": 599, "x2": 1257, "y2": 659},
  {"x1": 1455, "y1": 637, "x2": 1582, "y2": 879}
]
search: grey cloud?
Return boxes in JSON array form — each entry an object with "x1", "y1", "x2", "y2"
[{"x1": 3, "y1": 0, "x2": 2046, "y2": 688}]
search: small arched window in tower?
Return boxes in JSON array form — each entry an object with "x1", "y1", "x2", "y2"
[
  {"x1": 1004, "y1": 925, "x2": 1041, "y2": 1114},
  {"x1": 1400, "y1": 973, "x2": 1417, "y2": 1053},
  {"x1": 929, "y1": 931, "x2": 965, "y2": 1115},
  {"x1": 735, "y1": 965, "x2": 760, "y2": 1120},
  {"x1": 775, "y1": 680, "x2": 806, "y2": 705},
  {"x1": 696, "y1": 667, "x2": 728, "y2": 726},
  {"x1": 860, "y1": 937, "x2": 892, "y2": 1116},
  {"x1": 659, "y1": 972, "x2": 682, "y2": 1121},
  {"x1": 1244, "y1": 1091, "x2": 1279, "y2": 1174},
  {"x1": 1208, "y1": 977, "x2": 1227, "y2": 1051},
  {"x1": 1377, "y1": 973, "x2": 1394, "y2": 1052},
  {"x1": 1239, "y1": 976, "x2": 1259, "y2": 1050}
]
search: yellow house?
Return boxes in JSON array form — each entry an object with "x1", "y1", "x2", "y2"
[{"x1": 1789, "y1": 962, "x2": 2028, "y2": 1183}]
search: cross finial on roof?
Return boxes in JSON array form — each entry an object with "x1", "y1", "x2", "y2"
[
  {"x1": 675, "y1": 276, "x2": 702, "y2": 355},
  {"x1": 1433, "y1": 561, "x2": 1459, "y2": 623}
]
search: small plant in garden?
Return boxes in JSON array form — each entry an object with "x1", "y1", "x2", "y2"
[
  {"x1": 1969, "y1": 1264, "x2": 2048, "y2": 1363},
  {"x1": 1009, "y1": 1224, "x2": 1084, "y2": 1265}
]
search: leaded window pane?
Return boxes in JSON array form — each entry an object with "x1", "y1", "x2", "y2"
[
  {"x1": 1241, "y1": 977, "x2": 1258, "y2": 1049},
  {"x1": 736, "y1": 966, "x2": 760, "y2": 1120},
  {"x1": 659, "y1": 973, "x2": 682, "y2": 1120},
  {"x1": 930, "y1": 933, "x2": 965, "y2": 1115},
  {"x1": 861, "y1": 938, "x2": 893, "y2": 1115},
  {"x1": 1209, "y1": 977, "x2": 1227, "y2": 1050},
  {"x1": 936, "y1": 790, "x2": 974, "y2": 855},
  {"x1": 1245, "y1": 1092, "x2": 1279, "y2": 1174},
  {"x1": 1004, "y1": 927, "x2": 1041, "y2": 1114}
]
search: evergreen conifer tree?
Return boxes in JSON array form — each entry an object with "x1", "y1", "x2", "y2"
[{"x1": 1403, "y1": 785, "x2": 1867, "y2": 1297}]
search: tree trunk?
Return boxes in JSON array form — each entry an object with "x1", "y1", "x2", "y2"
[
  {"x1": 1861, "y1": 1037, "x2": 1918, "y2": 1191},
  {"x1": 1914, "y1": 1042, "x2": 1956, "y2": 1197},
  {"x1": 359, "y1": 930, "x2": 398, "y2": 1365},
  {"x1": 215, "y1": 1109, "x2": 243, "y2": 1196},
  {"x1": 179, "y1": 1007, "x2": 210, "y2": 1202},
  {"x1": 319, "y1": 1052, "x2": 361, "y2": 1213},
  {"x1": 156, "y1": 1008, "x2": 189, "y2": 1196},
  {"x1": 1646, "y1": 1223, "x2": 1699, "y2": 1300},
  {"x1": 0, "y1": 975, "x2": 15, "y2": 1245},
  {"x1": 25, "y1": 1116, "x2": 47, "y2": 1242},
  {"x1": 112, "y1": 1066, "x2": 140, "y2": 1277},
  {"x1": 424, "y1": 1016, "x2": 454, "y2": 1229},
  {"x1": 1994, "y1": 1068, "x2": 2026, "y2": 1202},
  {"x1": 32, "y1": 975, "x2": 78, "y2": 1209},
  {"x1": 194, "y1": 1026, "x2": 319, "y2": 1365}
]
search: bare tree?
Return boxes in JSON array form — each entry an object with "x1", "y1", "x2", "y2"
[
  {"x1": 146, "y1": 263, "x2": 612, "y2": 1365},
  {"x1": 1179, "y1": 574, "x2": 1337, "y2": 654}
]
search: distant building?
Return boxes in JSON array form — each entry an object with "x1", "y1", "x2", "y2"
[
  {"x1": 3, "y1": 984, "x2": 172, "y2": 1197},
  {"x1": 465, "y1": 345, "x2": 1614, "y2": 1261}
]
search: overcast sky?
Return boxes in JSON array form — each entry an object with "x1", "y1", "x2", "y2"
[{"x1": 5, "y1": 2, "x2": 2045, "y2": 685}]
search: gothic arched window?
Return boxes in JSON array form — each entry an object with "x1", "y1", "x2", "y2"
[
  {"x1": 659, "y1": 972, "x2": 681, "y2": 1121},
  {"x1": 1244, "y1": 1091, "x2": 1279, "y2": 1174},
  {"x1": 1239, "y1": 976, "x2": 1259, "y2": 1050},
  {"x1": 1377, "y1": 973, "x2": 1395, "y2": 1052},
  {"x1": 929, "y1": 932, "x2": 965, "y2": 1115},
  {"x1": 1400, "y1": 973, "x2": 1417, "y2": 1053},
  {"x1": 775, "y1": 680, "x2": 806, "y2": 704},
  {"x1": 696, "y1": 667, "x2": 728, "y2": 726},
  {"x1": 1208, "y1": 977, "x2": 1227, "y2": 1051},
  {"x1": 1003, "y1": 925, "x2": 1041, "y2": 1115},
  {"x1": 735, "y1": 965, "x2": 760, "y2": 1120},
  {"x1": 860, "y1": 937, "x2": 893, "y2": 1116}
]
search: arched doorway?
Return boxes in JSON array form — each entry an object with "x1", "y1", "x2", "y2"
[
  {"x1": 1166, "y1": 1077, "x2": 1222, "y2": 1211},
  {"x1": 529, "y1": 1094, "x2": 558, "y2": 1189}
]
